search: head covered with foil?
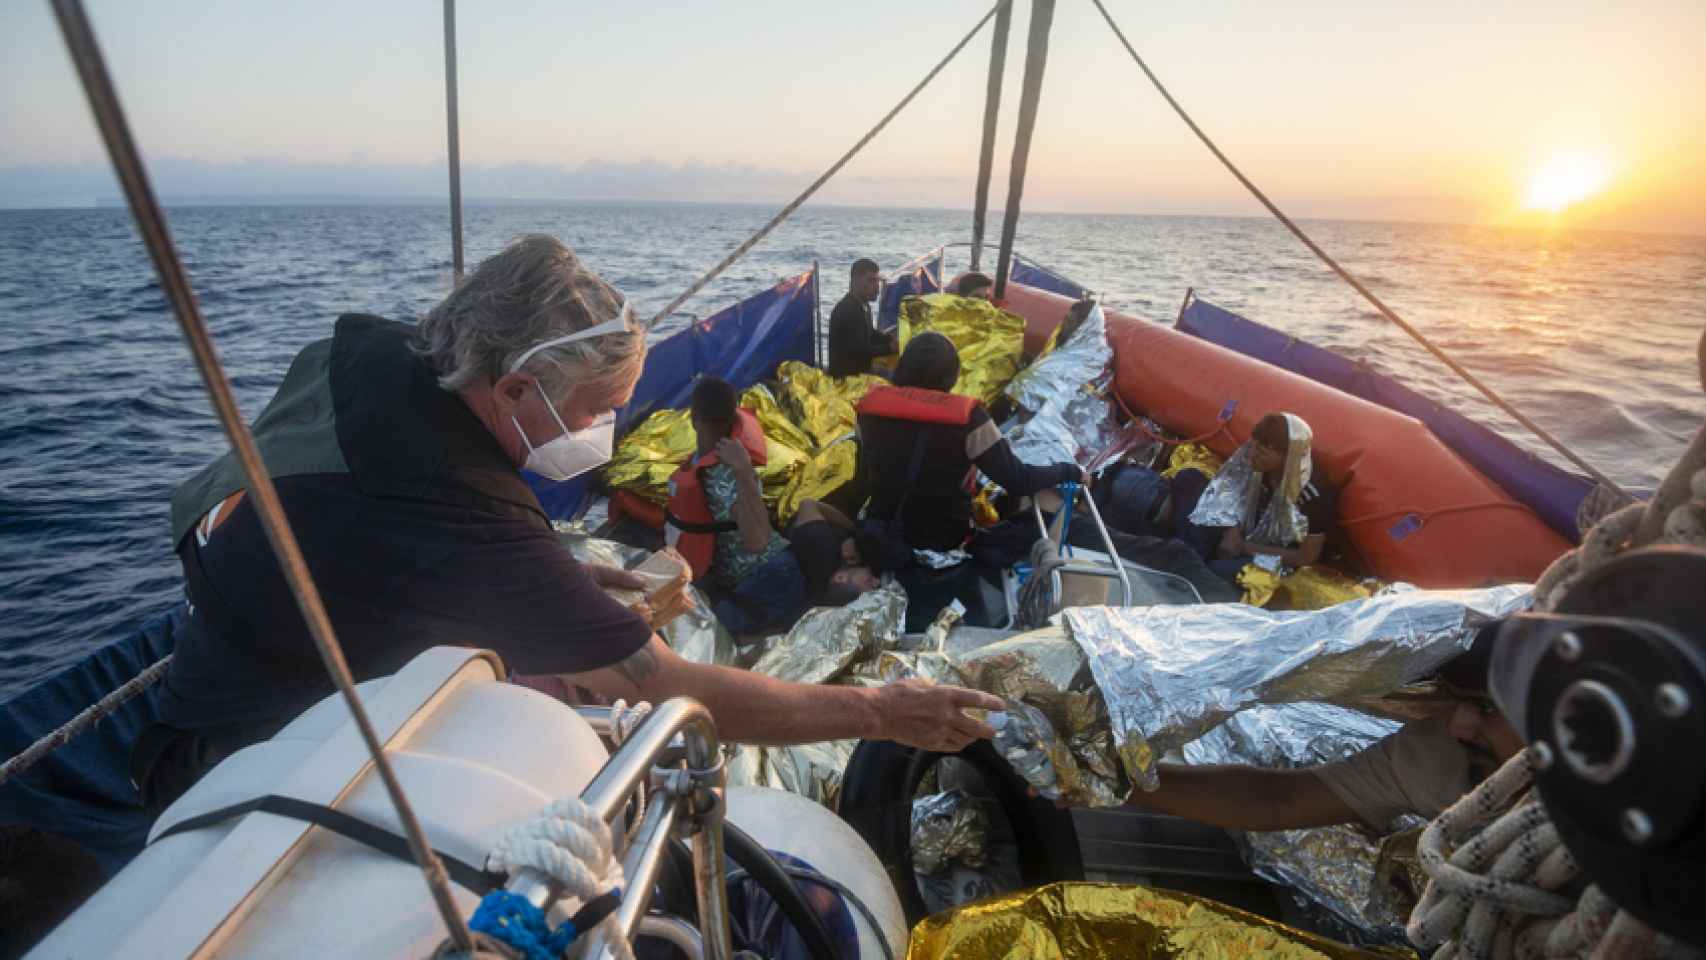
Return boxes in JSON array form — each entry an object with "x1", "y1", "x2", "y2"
[{"x1": 1189, "y1": 411, "x2": 1315, "y2": 548}]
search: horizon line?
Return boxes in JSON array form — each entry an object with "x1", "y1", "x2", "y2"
[{"x1": 1, "y1": 193, "x2": 1701, "y2": 241}]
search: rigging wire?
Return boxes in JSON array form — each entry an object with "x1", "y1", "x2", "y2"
[
  {"x1": 649, "y1": 0, "x2": 1015, "y2": 328},
  {"x1": 47, "y1": 1, "x2": 475, "y2": 950},
  {"x1": 1088, "y1": 0, "x2": 1631, "y2": 502}
]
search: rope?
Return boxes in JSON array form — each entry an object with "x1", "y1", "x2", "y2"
[
  {"x1": 1016, "y1": 537, "x2": 1069, "y2": 629},
  {"x1": 1406, "y1": 420, "x2": 1706, "y2": 957},
  {"x1": 1088, "y1": 0, "x2": 1630, "y2": 503},
  {"x1": 486, "y1": 794, "x2": 630, "y2": 960},
  {"x1": 649, "y1": 0, "x2": 1011, "y2": 327},
  {"x1": 1337, "y1": 500, "x2": 1542, "y2": 531},
  {"x1": 0, "y1": 653, "x2": 173, "y2": 787},
  {"x1": 1109, "y1": 386, "x2": 1233, "y2": 448},
  {"x1": 49, "y1": 1, "x2": 474, "y2": 946},
  {"x1": 1057, "y1": 481, "x2": 1079, "y2": 557},
  {"x1": 609, "y1": 699, "x2": 653, "y2": 851}
]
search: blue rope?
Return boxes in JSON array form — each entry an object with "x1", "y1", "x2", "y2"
[
  {"x1": 469, "y1": 889, "x2": 580, "y2": 960},
  {"x1": 1057, "y1": 481, "x2": 1080, "y2": 557}
]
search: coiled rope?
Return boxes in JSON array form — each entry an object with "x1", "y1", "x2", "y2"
[
  {"x1": 1406, "y1": 410, "x2": 1706, "y2": 958},
  {"x1": 649, "y1": 0, "x2": 1012, "y2": 327},
  {"x1": 485, "y1": 794, "x2": 630, "y2": 960},
  {"x1": 1088, "y1": 0, "x2": 1631, "y2": 505},
  {"x1": 0, "y1": 652, "x2": 173, "y2": 787}
]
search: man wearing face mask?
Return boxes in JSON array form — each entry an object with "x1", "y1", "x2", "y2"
[{"x1": 135, "y1": 235, "x2": 1004, "y2": 812}]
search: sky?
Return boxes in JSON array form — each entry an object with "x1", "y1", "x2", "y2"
[{"x1": 3, "y1": 0, "x2": 1704, "y2": 235}]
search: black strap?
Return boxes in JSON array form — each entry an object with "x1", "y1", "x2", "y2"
[
  {"x1": 154, "y1": 794, "x2": 507, "y2": 894},
  {"x1": 568, "y1": 889, "x2": 621, "y2": 934},
  {"x1": 663, "y1": 509, "x2": 738, "y2": 535}
]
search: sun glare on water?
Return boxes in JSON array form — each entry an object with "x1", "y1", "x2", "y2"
[{"x1": 1522, "y1": 153, "x2": 1611, "y2": 214}]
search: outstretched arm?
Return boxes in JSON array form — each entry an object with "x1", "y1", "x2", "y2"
[
  {"x1": 972, "y1": 433, "x2": 1083, "y2": 498},
  {"x1": 791, "y1": 499, "x2": 855, "y2": 531},
  {"x1": 560, "y1": 636, "x2": 1006, "y2": 752},
  {"x1": 1125, "y1": 761, "x2": 1357, "y2": 831}
]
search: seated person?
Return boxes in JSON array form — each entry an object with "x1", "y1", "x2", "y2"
[
  {"x1": 856, "y1": 333, "x2": 1083, "y2": 627},
  {"x1": 1174, "y1": 412, "x2": 1342, "y2": 584},
  {"x1": 953, "y1": 271, "x2": 994, "y2": 300},
  {"x1": 857, "y1": 332, "x2": 1084, "y2": 552},
  {"x1": 827, "y1": 258, "x2": 898, "y2": 378},
  {"x1": 668, "y1": 378, "x2": 877, "y2": 638},
  {"x1": 1124, "y1": 625, "x2": 1521, "y2": 832}
]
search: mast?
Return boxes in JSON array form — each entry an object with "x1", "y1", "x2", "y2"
[
  {"x1": 443, "y1": 0, "x2": 465, "y2": 285},
  {"x1": 993, "y1": 0, "x2": 1055, "y2": 300},
  {"x1": 968, "y1": 1, "x2": 1013, "y2": 273}
]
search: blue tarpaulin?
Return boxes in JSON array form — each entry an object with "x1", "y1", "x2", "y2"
[
  {"x1": 877, "y1": 253, "x2": 942, "y2": 329},
  {"x1": 1176, "y1": 296, "x2": 1593, "y2": 542},
  {"x1": 0, "y1": 605, "x2": 178, "y2": 873},
  {"x1": 525, "y1": 267, "x2": 820, "y2": 520},
  {"x1": 1009, "y1": 256, "x2": 1088, "y2": 301}
]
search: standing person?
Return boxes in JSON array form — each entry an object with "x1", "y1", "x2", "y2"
[
  {"x1": 827, "y1": 258, "x2": 897, "y2": 378},
  {"x1": 137, "y1": 235, "x2": 1004, "y2": 812}
]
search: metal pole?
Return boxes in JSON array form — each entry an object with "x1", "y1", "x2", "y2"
[
  {"x1": 993, "y1": 0, "x2": 1056, "y2": 300},
  {"x1": 47, "y1": 1, "x2": 474, "y2": 951},
  {"x1": 650, "y1": 0, "x2": 1010, "y2": 327},
  {"x1": 969, "y1": 0, "x2": 1012, "y2": 273},
  {"x1": 812, "y1": 260, "x2": 823, "y2": 369},
  {"x1": 510, "y1": 698, "x2": 731, "y2": 958},
  {"x1": 608, "y1": 796, "x2": 682, "y2": 946},
  {"x1": 443, "y1": 0, "x2": 465, "y2": 285}
]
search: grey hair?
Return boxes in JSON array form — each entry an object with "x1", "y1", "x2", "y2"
[{"x1": 412, "y1": 234, "x2": 647, "y2": 398}]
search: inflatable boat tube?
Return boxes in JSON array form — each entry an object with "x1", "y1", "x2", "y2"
[{"x1": 998, "y1": 283, "x2": 1573, "y2": 587}]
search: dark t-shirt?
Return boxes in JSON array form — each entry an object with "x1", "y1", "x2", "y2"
[
  {"x1": 159, "y1": 473, "x2": 652, "y2": 745},
  {"x1": 827, "y1": 294, "x2": 893, "y2": 378},
  {"x1": 787, "y1": 519, "x2": 851, "y2": 602}
]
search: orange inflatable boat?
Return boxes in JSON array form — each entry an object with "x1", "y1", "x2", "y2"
[{"x1": 997, "y1": 283, "x2": 1573, "y2": 588}]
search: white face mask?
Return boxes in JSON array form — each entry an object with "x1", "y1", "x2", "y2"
[
  {"x1": 506, "y1": 301, "x2": 632, "y2": 482},
  {"x1": 512, "y1": 389, "x2": 613, "y2": 481}
]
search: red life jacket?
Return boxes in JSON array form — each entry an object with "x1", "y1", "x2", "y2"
[
  {"x1": 854, "y1": 385, "x2": 977, "y2": 425},
  {"x1": 665, "y1": 408, "x2": 769, "y2": 582}
]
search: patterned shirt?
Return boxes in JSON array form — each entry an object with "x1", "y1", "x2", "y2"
[{"x1": 701, "y1": 461, "x2": 791, "y2": 589}]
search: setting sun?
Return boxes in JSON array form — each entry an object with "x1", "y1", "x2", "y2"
[{"x1": 1522, "y1": 152, "x2": 1612, "y2": 214}]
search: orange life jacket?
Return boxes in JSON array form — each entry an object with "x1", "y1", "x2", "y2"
[
  {"x1": 854, "y1": 384, "x2": 977, "y2": 425},
  {"x1": 665, "y1": 407, "x2": 769, "y2": 582}
]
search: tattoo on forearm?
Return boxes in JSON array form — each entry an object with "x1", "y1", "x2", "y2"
[{"x1": 613, "y1": 645, "x2": 659, "y2": 689}]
